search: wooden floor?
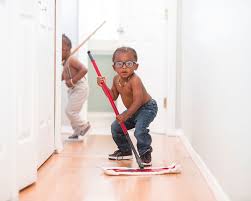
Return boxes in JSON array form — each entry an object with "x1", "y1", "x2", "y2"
[{"x1": 19, "y1": 135, "x2": 216, "y2": 201}]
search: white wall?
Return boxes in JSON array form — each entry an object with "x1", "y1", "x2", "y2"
[
  {"x1": 78, "y1": 0, "x2": 119, "y2": 41},
  {"x1": 61, "y1": 0, "x2": 79, "y2": 46},
  {"x1": 179, "y1": 0, "x2": 251, "y2": 200},
  {"x1": 78, "y1": 0, "x2": 119, "y2": 66}
]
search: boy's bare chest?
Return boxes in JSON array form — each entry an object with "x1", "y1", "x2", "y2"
[{"x1": 117, "y1": 84, "x2": 132, "y2": 97}]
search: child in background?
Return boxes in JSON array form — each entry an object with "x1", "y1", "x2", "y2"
[{"x1": 62, "y1": 34, "x2": 90, "y2": 140}]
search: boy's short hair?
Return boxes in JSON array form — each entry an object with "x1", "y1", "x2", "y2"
[
  {"x1": 112, "y1": 47, "x2": 138, "y2": 62},
  {"x1": 62, "y1": 34, "x2": 72, "y2": 49}
]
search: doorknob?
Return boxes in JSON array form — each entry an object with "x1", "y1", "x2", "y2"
[{"x1": 163, "y1": 97, "x2": 167, "y2": 109}]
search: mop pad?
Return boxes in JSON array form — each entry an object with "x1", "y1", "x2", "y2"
[
  {"x1": 87, "y1": 51, "x2": 181, "y2": 175},
  {"x1": 102, "y1": 163, "x2": 181, "y2": 176}
]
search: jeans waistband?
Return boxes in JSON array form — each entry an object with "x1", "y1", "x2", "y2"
[{"x1": 143, "y1": 99, "x2": 157, "y2": 106}]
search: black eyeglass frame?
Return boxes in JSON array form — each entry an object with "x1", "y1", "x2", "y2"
[{"x1": 113, "y1": 61, "x2": 137, "y2": 68}]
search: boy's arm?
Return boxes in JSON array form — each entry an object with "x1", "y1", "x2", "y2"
[
  {"x1": 124, "y1": 77, "x2": 144, "y2": 119},
  {"x1": 69, "y1": 57, "x2": 88, "y2": 83}
]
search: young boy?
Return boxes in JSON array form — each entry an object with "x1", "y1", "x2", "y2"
[
  {"x1": 62, "y1": 34, "x2": 90, "y2": 140},
  {"x1": 97, "y1": 47, "x2": 158, "y2": 166}
]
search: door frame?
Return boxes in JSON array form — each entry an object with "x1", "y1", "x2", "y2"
[
  {"x1": 165, "y1": 0, "x2": 178, "y2": 133},
  {"x1": 54, "y1": 0, "x2": 63, "y2": 152}
]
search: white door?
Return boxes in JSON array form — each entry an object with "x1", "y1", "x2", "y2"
[
  {"x1": 118, "y1": 0, "x2": 169, "y2": 133},
  {"x1": 36, "y1": 0, "x2": 55, "y2": 167},
  {"x1": 0, "y1": 1, "x2": 18, "y2": 200},
  {"x1": 15, "y1": 1, "x2": 38, "y2": 189}
]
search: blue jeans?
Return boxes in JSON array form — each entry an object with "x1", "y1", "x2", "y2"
[{"x1": 111, "y1": 99, "x2": 158, "y2": 156}]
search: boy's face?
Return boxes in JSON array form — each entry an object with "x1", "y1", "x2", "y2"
[
  {"x1": 62, "y1": 40, "x2": 70, "y2": 61},
  {"x1": 113, "y1": 52, "x2": 138, "y2": 79}
]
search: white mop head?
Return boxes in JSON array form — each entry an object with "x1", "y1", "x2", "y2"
[{"x1": 102, "y1": 163, "x2": 181, "y2": 176}]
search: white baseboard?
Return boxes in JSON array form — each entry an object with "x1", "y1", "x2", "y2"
[
  {"x1": 61, "y1": 112, "x2": 114, "y2": 135},
  {"x1": 179, "y1": 131, "x2": 231, "y2": 201},
  {"x1": 61, "y1": 125, "x2": 111, "y2": 136},
  {"x1": 165, "y1": 128, "x2": 184, "y2": 136},
  {"x1": 61, "y1": 125, "x2": 73, "y2": 135}
]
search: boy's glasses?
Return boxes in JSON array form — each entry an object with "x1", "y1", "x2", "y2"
[{"x1": 114, "y1": 61, "x2": 137, "y2": 69}]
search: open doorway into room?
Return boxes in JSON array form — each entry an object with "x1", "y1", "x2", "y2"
[
  {"x1": 58, "y1": 0, "x2": 177, "y2": 138},
  {"x1": 60, "y1": 0, "x2": 120, "y2": 137}
]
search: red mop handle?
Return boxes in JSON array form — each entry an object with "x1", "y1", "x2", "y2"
[
  {"x1": 88, "y1": 51, "x2": 144, "y2": 169},
  {"x1": 87, "y1": 51, "x2": 128, "y2": 134}
]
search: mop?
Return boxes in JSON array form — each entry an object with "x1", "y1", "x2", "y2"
[{"x1": 87, "y1": 51, "x2": 181, "y2": 176}]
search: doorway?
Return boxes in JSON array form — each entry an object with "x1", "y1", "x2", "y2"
[{"x1": 58, "y1": 0, "x2": 177, "y2": 137}]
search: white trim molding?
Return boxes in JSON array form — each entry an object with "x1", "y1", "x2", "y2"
[
  {"x1": 179, "y1": 131, "x2": 231, "y2": 201},
  {"x1": 54, "y1": 0, "x2": 63, "y2": 153},
  {"x1": 165, "y1": 128, "x2": 184, "y2": 136}
]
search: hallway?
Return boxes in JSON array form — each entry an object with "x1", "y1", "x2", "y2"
[{"x1": 20, "y1": 135, "x2": 216, "y2": 201}]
